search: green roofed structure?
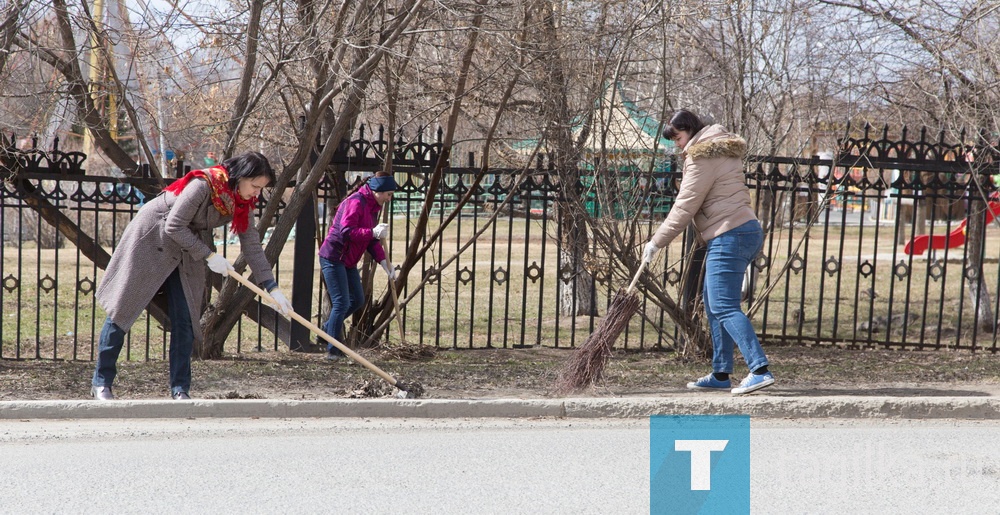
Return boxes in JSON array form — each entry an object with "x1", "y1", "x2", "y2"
[{"x1": 510, "y1": 83, "x2": 677, "y2": 218}]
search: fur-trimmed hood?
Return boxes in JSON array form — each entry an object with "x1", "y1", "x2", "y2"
[{"x1": 685, "y1": 124, "x2": 747, "y2": 160}]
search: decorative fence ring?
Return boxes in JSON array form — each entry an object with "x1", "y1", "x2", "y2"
[
  {"x1": 77, "y1": 277, "x2": 95, "y2": 295},
  {"x1": 859, "y1": 260, "x2": 875, "y2": 278},
  {"x1": 2, "y1": 274, "x2": 19, "y2": 293},
  {"x1": 824, "y1": 256, "x2": 841, "y2": 276},
  {"x1": 458, "y1": 266, "x2": 473, "y2": 285},
  {"x1": 525, "y1": 262, "x2": 543, "y2": 283},
  {"x1": 492, "y1": 267, "x2": 507, "y2": 285},
  {"x1": 788, "y1": 253, "x2": 805, "y2": 274},
  {"x1": 928, "y1": 261, "x2": 945, "y2": 281},
  {"x1": 893, "y1": 261, "x2": 910, "y2": 280},
  {"x1": 38, "y1": 274, "x2": 57, "y2": 293}
]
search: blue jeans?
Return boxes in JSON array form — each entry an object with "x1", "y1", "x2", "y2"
[
  {"x1": 703, "y1": 220, "x2": 768, "y2": 374},
  {"x1": 92, "y1": 267, "x2": 194, "y2": 395},
  {"x1": 320, "y1": 257, "x2": 365, "y2": 354}
]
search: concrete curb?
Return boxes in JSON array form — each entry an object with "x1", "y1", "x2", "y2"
[
  {"x1": 3, "y1": 396, "x2": 1000, "y2": 420},
  {"x1": 562, "y1": 396, "x2": 1000, "y2": 419},
  {"x1": 0, "y1": 399, "x2": 565, "y2": 420}
]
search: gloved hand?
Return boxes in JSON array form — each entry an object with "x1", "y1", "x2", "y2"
[
  {"x1": 372, "y1": 223, "x2": 389, "y2": 240},
  {"x1": 380, "y1": 259, "x2": 397, "y2": 281},
  {"x1": 642, "y1": 241, "x2": 661, "y2": 264},
  {"x1": 268, "y1": 289, "x2": 292, "y2": 316},
  {"x1": 206, "y1": 253, "x2": 235, "y2": 275}
]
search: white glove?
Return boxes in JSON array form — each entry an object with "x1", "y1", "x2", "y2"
[
  {"x1": 268, "y1": 289, "x2": 292, "y2": 316},
  {"x1": 642, "y1": 241, "x2": 661, "y2": 264},
  {"x1": 372, "y1": 223, "x2": 389, "y2": 240},
  {"x1": 380, "y1": 259, "x2": 397, "y2": 281},
  {"x1": 206, "y1": 253, "x2": 235, "y2": 275}
]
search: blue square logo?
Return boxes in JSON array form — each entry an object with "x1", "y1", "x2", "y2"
[{"x1": 650, "y1": 415, "x2": 750, "y2": 514}]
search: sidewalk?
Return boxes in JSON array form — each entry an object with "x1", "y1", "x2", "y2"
[{"x1": 3, "y1": 394, "x2": 1000, "y2": 420}]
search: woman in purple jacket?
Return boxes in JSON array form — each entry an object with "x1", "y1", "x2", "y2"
[{"x1": 318, "y1": 173, "x2": 398, "y2": 360}]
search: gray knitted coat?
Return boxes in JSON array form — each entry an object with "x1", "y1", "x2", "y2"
[{"x1": 96, "y1": 180, "x2": 275, "y2": 342}]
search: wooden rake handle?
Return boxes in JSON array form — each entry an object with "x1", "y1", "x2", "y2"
[
  {"x1": 625, "y1": 259, "x2": 647, "y2": 295},
  {"x1": 387, "y1": 277, "x2": 407, "y2": 344},
  {"x1": 226, "y1": 269, "x2": 402, "y2": 389}
]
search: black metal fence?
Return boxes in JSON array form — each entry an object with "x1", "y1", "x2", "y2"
[
  {"x1": 747, "y1": 126, "x2": 999, "y2": 350},
  {"x1": 2, "y1": 124, "x2": 999, "y2": 362}
]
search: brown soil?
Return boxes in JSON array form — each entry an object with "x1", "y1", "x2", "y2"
[{"x1": 3, "y1": 344, "x2": 1000, "y2": 401}]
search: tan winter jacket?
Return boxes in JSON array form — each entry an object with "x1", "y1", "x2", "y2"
[{"x1": 651, "y1": 124, "x2": 757, "y2": 248}]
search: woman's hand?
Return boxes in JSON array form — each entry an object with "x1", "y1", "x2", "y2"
[
  {"x1": 206, "y1": 253, "x2": 235, "y2": 275},
  {"x1": 643, "y1": 241, "x2": 661, "y2": 264},
  {"x1": 268, "y1": 289, "x2": 293, "y2": 316},
  {"x1": 372, "y1": 223, "x2": 389, "y2": 240},
  {"x1": 380, "y1": 259, "x2": 397, "y2": 281}
]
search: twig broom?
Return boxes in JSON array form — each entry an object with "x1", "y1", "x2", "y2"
[{"x1": 556, "y1": 261, "x2": 646, "y2": 392}]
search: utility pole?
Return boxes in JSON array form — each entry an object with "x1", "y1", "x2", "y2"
[{"x1": 82, "y1": 0, "x2": 105, "y2": 157}]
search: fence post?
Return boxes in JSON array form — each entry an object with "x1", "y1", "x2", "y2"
[{"x1": 290, "y1": 118, "x2": 317, "y2": 351}]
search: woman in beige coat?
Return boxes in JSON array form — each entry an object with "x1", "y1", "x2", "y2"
[
  {"x1": 643, "y1": 110, "x2": 774, "y2": 395},
  {"x1": 91, "y1": 151, "x2": 292, "y2": 400}
]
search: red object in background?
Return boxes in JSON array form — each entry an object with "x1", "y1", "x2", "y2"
[{"x1": 904, "y1": 199, "x2": 1000, "y2": 255}]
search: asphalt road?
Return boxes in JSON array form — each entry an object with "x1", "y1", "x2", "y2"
[{"x1": 1, "y1": 417, "x2": 998, "y2": 513}]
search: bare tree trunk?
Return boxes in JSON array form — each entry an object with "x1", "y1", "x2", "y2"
[
  {"x1": 222, "y1": 0, "x2": 264, "y2": 157},
  {"x1": 530, "y1": 0, "x2": 596, "y2": 316},
  {"x1": 197, "y1": 0, "x2": 428, "y2": 358},
  {"x1": 0, "y1": 0, "x2": 29, "y2": 76},
  {"x1": 965, "y1": 182, "x2": 995, "y2": 331},
  {"x1": 50, "y1": 0, "x2": 162, "y2": 183}
]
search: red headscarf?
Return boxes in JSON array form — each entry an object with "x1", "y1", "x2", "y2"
[{"x1": 163, "y1": 165, "x2": 256, "y2": 234}]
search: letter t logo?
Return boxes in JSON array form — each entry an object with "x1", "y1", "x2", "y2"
[{"x1": 674, "y1": 440, "x2": 729, "y2": 490}]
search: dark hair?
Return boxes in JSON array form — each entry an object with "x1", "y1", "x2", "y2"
[
  {"x1": 663, "y1": 109, "x2": 705, "y2": 141},
  {"x1": 223, "y1": 151, "x2": 276, "y2": 189}
]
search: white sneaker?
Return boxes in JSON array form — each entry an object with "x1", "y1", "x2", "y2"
[
  {"x1": 91, "y1": 386, "x2": 114, "y2": 400},
  {"x1": 731, "y1": 372, "x2": 775, "y2": 395}
]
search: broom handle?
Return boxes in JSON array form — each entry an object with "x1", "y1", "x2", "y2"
[
  {"x1": 625, "y1": 260, "x2": 647, "y2": 294},
  {"x1": 226, "y1": 270, "x2": 400, "y2": 388}
]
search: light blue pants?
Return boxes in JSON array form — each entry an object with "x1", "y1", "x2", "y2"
[{"x1": 703, "y1": 220, "x2": 768, "y2": 374}]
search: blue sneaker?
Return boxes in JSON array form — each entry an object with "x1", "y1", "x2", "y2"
[
  {"x1": 731, "y1": 372, "x2": 775, "y2": 395},
  {"x1": 686, "y1": 373, "x2": 731, "y2": 391}
]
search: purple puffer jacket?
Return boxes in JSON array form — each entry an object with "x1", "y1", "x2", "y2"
[{"x1": 319, "y1": 185, "x2": 387, "y2": 268}]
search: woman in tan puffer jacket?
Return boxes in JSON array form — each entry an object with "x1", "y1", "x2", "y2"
[{"x1": 643, "y1": 109, "x2": 774, "y2": 395}]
